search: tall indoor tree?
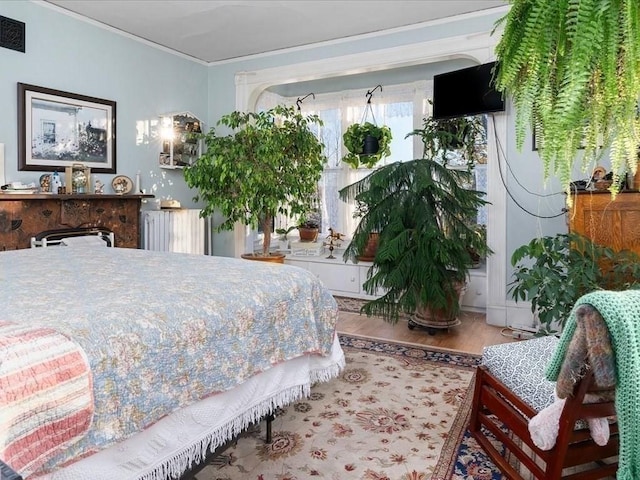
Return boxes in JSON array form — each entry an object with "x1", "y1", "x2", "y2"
[
  {"x1": 494, "y1": 0, "x2": 640, "y2": 195},
  {"x1": 184, "y1": 105, "x2": 326, "y2": 259}
]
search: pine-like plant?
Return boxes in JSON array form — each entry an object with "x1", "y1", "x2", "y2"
[
  {"x1": 339, "y1": 158, "x2": 489, "y2": 323},
  {"x1": 494, "y1": 0, "x2": 640, "y2": 195}
]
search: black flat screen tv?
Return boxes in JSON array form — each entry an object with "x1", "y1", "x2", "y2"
[{"x1": 432, "y1": 62, "x2": 505, "y2": 119}]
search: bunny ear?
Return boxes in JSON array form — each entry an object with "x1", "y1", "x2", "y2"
[
  {"x1": 528, "y1": 397, "x2": 567, "y2": 450},
  {"x1": 581, "y1": 305, "x2": 616, "y2": 389},
  {"x1": 587, "y1": 417, "x2": 611, "y2": 446},
  {"x1": 555, "y1": 314, "x2": 588, "y2": 399}
]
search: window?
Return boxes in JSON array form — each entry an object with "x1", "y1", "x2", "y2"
[{"x1": 256, "y1": 80, "x2": 487, "y2": 239}]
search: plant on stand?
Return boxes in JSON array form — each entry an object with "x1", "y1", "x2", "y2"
[
  {"x1": 339, "y1": 113, "x2": 490, "y2": 331},
  {"x1": 184, "y1": 105, "x2": 326, "y2": 261}
]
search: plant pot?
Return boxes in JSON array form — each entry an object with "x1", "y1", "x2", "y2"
[
  {"x1": 298, "y1": 227, "x2": 319, "y2": 242},
  {"x1": 241, "y1": 252, "x2": 286, "y2": 263},
  {"x1": 412, "y1": 281, "x2": 467, "y2": 327},
  {"x1": 357, "y1": 232, "x2": 379, "y2": 262},
  {"x1": 362, "y1": 135, "x2": 380, "y2": 155}
]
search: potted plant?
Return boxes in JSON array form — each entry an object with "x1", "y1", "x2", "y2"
[
  {"x1": 184, "y1": 105, "x2": 326, "y2": 261},
  {"x1": 297, "y1": 213, "x2": 321, "y2": 242},
  {"x1": 342, "y1": 122, "x2": 392, "y2": 168},
  {"x1": 410, "y1": 103, "x2": 485, "y2": 169},
  {"x1": 494, "y1": 1, "x2": 640, "y2": 194},
  {"x1": 340, "y1": 152, "x2": 490, "y2": 331},
  {"x1": 467, "y1": 223, "x2": 487, "y2": 268},
  {"x1": 339, "y1": 111, "x2": 491, "y2": 330},
  {"x1": 509, "y1": 232, "x2": 640, "y2": 335}
]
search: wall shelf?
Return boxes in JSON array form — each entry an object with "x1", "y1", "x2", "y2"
[{"x1": 159, "y1": 112, "x2": 203, "y2": 168}]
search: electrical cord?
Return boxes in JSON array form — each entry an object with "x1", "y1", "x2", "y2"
[{"x1": 490, "y1": 114, "x2": 568, "y2": 219}]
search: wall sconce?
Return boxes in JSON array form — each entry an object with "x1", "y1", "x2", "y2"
[{"x1": 160, "y1": 116, "x2": 174, "y2": 141}]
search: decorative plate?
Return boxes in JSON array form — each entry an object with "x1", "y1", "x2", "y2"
[{"x1": 111, "y1": 175, "x2": 133, "y2": 194}]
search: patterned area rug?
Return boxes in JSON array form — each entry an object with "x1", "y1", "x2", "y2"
[{"x1": 195, "y1": 334, "x2": 505, "y2": 480}]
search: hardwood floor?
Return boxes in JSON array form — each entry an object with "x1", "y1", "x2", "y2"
[{"x1": 337, "y1": 309, "x2": 516, "y2": 355}]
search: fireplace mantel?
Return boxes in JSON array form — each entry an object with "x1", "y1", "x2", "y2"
[{"x1": 0, "y1": 193, "x2": 154, "y2": 250}]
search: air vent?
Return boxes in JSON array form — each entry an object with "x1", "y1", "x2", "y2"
[{"x1": 0, "y1": 16, "x2": 25, "y2": 53}]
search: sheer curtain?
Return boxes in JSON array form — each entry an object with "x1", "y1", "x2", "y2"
[{"x1": 256, "y1": 81, "x2": 431, "y2": 238}]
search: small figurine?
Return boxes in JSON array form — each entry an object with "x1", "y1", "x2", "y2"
[
  {"x1": 325, "y1": 228, "x2": 345, "y2": 259},
  {"x1": 94, "y1": 179, "x2": 105, "y2": 194}
]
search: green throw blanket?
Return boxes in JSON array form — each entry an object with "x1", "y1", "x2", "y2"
[{"x1": 546, "y1": 290, "x2": 640, "y2": 480}]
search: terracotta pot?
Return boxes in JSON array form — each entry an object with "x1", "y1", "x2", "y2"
[
  {"x1": 413, "y1": 280, "x2": 467, "y2": 326},
  {"x1": 240, "y1": 252, "x2": 286, "y2": 264},
  {"x1": 357, "y1": 232, "x2": 379, "y2": 262},
  {"x1": 298, "y1": 227, "x2": 319, "y2": 242}
]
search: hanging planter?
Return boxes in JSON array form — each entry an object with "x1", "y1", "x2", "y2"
[
  {"x1": 362, "y1": 134, "x2": 380, "y2": 155},
  {"x1": 342, "y1": 85, "x2": 392, "y2": 168}
]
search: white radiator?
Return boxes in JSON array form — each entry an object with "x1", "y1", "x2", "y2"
[{"x1": 143, "y1": 209, "x2": 206, "y2": 254}]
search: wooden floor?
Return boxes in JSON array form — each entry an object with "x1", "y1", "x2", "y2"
[{"x1": 337, "y1": 309, "x2": 516, "y2": 355}]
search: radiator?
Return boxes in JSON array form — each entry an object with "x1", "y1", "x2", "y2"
[{"x1": 143, "y1": 209, "x2": 206, "y2": 254}]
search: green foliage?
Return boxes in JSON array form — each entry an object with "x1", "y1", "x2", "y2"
[
  {"x1": 509, "y1": 232, "x2": 640, "y2": 335},
  {"x1": 342, "y1": 122, "x2": 392, "y2": 168},
  {"x1": 338, "y1": 112, "x2": 491, "y2": 324},
  {"x1": 494, "y1": 0, "x2": 640, "y2": 195},
  {"x1": 183, "y1": 105, "x2": 326, "y2": 255},
  {"x1": 409, "y1": 103, "x2": 486, "y2": 168},
  {"x1": 339, "y1": 158, "x2": 490, "y2": 323}
]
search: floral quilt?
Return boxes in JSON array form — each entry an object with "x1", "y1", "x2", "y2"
[{"x1": 0, "y1": 247, "x2": 338, "y2": 477}]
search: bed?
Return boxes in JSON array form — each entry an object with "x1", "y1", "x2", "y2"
[{"x1": 0, "y1": 246, "x2": 345, "y2": 479}]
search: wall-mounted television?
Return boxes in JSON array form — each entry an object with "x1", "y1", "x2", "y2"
[{"x1": 432, "y1": 62, "x2": 505, "y2": 119}]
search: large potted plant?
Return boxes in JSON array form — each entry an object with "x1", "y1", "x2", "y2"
[
  {"x1": 340, "y1": 113, "x2": 489, "y2": 330},
  {"x1": 184, "y1": 105, "x2": 326, "y2": 261},
  {"x1": 342, "y1": 122, "x2": 392, "y2": 168},
  {"x1": 494, "y1": 1, "x2": 640, "y2": 195},
  {"x1": 340, "y1": 158, "x2": 490, "y2": 329}
]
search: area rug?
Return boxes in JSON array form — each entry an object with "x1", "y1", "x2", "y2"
[{"x1": 194, "y1": 334, "x2": 505, "y2": 480}]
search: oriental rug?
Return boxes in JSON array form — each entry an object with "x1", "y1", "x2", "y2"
[{"x1": 195, "y1": 334, "x2": 505, "y2": 480}]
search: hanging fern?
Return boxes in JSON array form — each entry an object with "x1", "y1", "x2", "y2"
[{"x1": 494, "y1": 0, "x2": 640, "y2": 196}]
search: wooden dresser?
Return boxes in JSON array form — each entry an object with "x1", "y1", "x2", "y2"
[
  {"x1": 568, "y1": 191, "x2": 640, "y2": 255},
  {"x1": 0, "y1": 193, "x2": 153, "y2": 250}
]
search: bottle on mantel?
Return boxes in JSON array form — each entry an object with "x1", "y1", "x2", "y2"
[{"x1": 50, "y1": 171, "x2": 62, "y2": 194}]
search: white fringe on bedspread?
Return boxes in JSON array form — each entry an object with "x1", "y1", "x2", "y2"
[{"x1": 39, "y1": 336, "x2": 345, "y2": 480}]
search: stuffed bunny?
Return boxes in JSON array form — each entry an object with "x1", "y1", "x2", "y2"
[{"x1": 528, "y1": 304, "x2": 615, "y2": 450}]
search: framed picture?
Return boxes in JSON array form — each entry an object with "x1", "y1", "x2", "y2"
[
  {"x1": 532, "y1": 130, "x2": 589, "y2": 151},
  {"x1": 18, "y1": 83, "x2": 116, "y2": 173}
]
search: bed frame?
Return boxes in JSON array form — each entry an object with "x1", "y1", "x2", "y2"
[{"x1": 30, "y1": 227, "x2": 115, "y2": 248}]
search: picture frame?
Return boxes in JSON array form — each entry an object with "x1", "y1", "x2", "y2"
[
  {"x1": 532, "y1": 130, "x2": 589, "y2": 151},
  {"x1": 18, "y1": 83, "x2": 116, "y2": 173}
]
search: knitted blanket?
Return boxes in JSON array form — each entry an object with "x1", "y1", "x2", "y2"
[{"x1": 546, "y1": 290, "x2": 640, "y2": 480}]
